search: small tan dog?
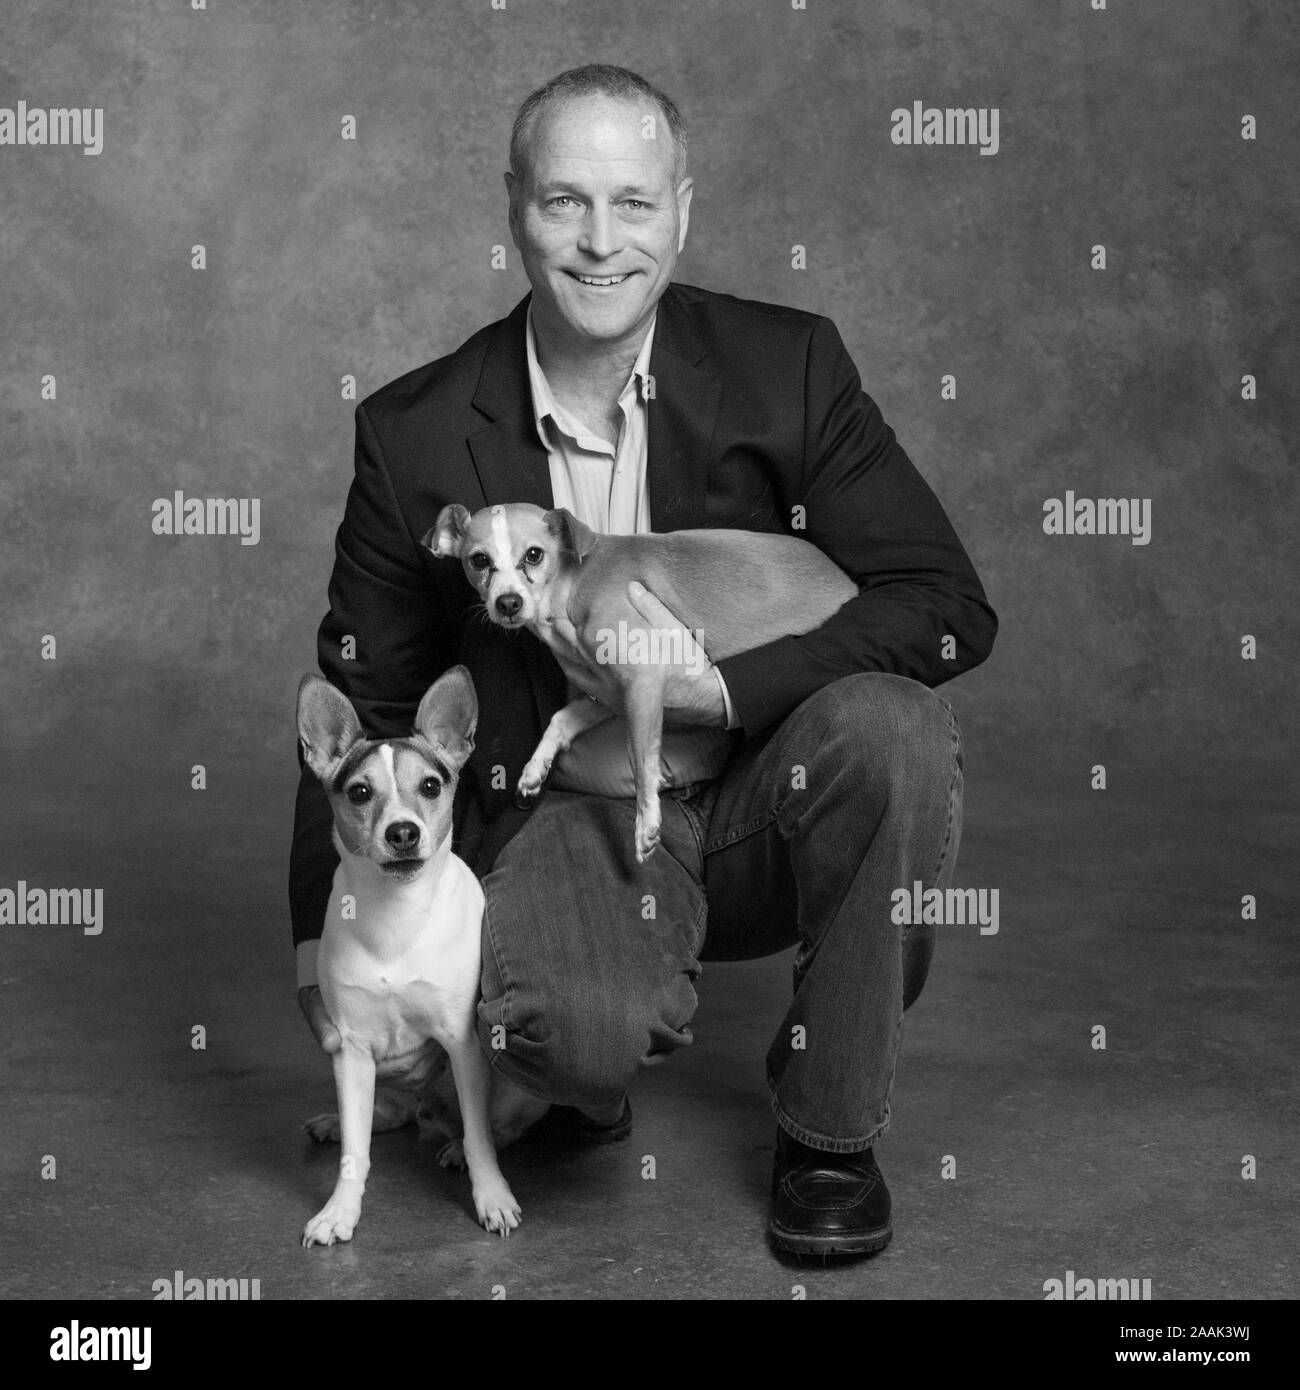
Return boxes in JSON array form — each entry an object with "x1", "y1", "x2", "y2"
[{"x1": 426, "y1": 503, "x2": 856, "y2": 862}]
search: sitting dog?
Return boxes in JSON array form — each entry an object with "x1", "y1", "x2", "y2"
[
  {"x1": 295, "y1": 666, "x2": 523, "y2": 1245},
  {"x1": 425, "y1": 503, "x2": 857, "y2": 862}
]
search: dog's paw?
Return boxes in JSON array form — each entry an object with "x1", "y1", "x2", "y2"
[
  {"x1": 436, "y1": 1138, "x2": 466, "y2": 1170},
  {"x1": 634, "y1": 816, "x2": 661, "y2": 863},
  {"x1": 303, "y1": 1112, "x2": 341, "y2": 1144},
  {"x1": 301, "y1": 1200, "x2": 361, "y2": 1248},
  {"x1": 474, "y1": 1185, "x2": 522, "y2": 1238},
  {"x1": 515, "y1": 758, "x2": 553, "y2": 808}
]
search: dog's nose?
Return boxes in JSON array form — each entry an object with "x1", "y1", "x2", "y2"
[
  {"x1": 495, "y1": 593, "x2": 523, "y2": 619},
  {"x1": 385, "y1": 821, "x2": 421, "y2": 851}
]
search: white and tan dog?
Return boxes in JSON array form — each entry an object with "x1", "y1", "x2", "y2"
[{"x1": 296, "y1": 667, "x2": 525, "y2": 1246}]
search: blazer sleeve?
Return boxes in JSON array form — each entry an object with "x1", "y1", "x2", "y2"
[
  {"x1": 714, "y1": 315, "x2": 998, "y2": 736},
  {"x1": 288, "y1": 402, "x2": 468, "y2": 950}
]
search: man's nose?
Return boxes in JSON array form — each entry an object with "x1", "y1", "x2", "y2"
[
  {"x1": 496, "y1": 593, "x2": 523, "y2": 619},
  {"x1": 577, "y1": 203, "x2": 620, "y2": 258}
]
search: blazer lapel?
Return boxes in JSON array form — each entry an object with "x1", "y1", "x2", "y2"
[
  {"x1": 467, "y1": 293, "x2": 554, "y2": 509},
  {"x1": 646, "y1": 285, "x2": 721, "y2": 532}
]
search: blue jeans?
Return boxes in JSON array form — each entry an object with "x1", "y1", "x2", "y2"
[{"x1": 476, "y1": 673, "x2": 965, "y2": 1151}]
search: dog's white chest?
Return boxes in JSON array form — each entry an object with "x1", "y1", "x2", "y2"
[{"x1": 320, "y1": 857, "x2": 484, "y2": 1063}]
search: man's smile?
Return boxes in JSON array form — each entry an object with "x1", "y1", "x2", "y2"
[{"x1": 566, "y1": 271, "x2": 633, "y2": 287}]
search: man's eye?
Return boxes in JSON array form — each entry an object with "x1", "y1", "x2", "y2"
[
  {"x1": 469, "y1": 553, "x2": 490, "y2": 571},
  {"x1": 524, "y1": 547, "x2": 545, "y2": 566},
  {"x1": 547, "y1": 196, "x2": 577, "y2": 209},
  {"x1": 419, "y1": 777, "x2": 441, "y2": 799},
  {"x1": 624, "y1": 200, "x2": 648, "y2": 210},
  {"x1": 347, "y1": 784, "x2": 371, "y2": 804}
]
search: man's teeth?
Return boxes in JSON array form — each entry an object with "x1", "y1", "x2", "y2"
[{"x1": 575, "y1": 273, "x2": 629, "y2": 286}]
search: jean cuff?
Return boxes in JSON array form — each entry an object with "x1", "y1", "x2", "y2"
[{"x1": 770, "y1": 1089, "x2": 891, "y2": 1153}]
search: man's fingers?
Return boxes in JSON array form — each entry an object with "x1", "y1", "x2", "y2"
[
  {"x1": 627, "y1": 581, "x2": 710, "y2": 674},
  {"x1": 298, "y1": 985, "x2": 341, "y2": 1054},
  {"x1": 627, "y1": 580, "x2": 676, "y2": 627}
]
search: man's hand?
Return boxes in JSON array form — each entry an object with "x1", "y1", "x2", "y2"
[
  {"x1": 298, "y1": 984, "x2": 341, "y2": 1054},
  {"x1": 628, "y1": 581, "x2": 727, "y2": 726},
  {"x1": 561, "y1": 581, "x2": 728, "y2": 728}
]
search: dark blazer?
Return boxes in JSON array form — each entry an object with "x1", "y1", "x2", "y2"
[{"x1": 289, "y1": 282, "x2": 998, "y2": 947}]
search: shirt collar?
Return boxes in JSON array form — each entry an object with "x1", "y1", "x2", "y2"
[{"x1": 525, "y1": 301, "x2": 657, "y2": 452}]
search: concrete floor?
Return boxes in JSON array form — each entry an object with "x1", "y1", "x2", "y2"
[{"x1": 1, "y1": 748, "x2": 1294, "y2": 1300}]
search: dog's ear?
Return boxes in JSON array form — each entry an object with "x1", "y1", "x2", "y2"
[
  {"x1": 544, "y1": 507, "x2": 597, "y2": 564},
  {"x1": 297, "y1": 675, "x2": 364, "y2": 782},
  {"x1": 421, "y1": 504, "x2": 472, "y2": 558},
  {"x1": 414, "y1": 665, "x2": 478, "y2": 772}
]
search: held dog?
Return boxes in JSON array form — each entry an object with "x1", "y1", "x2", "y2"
[
  {"x1": 296, "y1": 667, "x2": 524, "y2": 1246},
  {"x1": 425, "y1": 503, "x2": 857, "y2": 862}
]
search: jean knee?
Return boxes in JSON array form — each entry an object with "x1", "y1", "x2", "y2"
[
  {"x1": 485, "y1": 990, "x2": 659, "y2": 1106},
  {"x1": 807, "y1": 673, "x2": 962, "y2": 787},
  {"x1": 476, "y1": 792, "x2": 702, "y2": 1105}
]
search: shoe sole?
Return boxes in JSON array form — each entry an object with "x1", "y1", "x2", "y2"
[
  {"x1": 568, "y1": 1108, "x2": 633, "y2": 1146},
  {"x1": 767, "y1": 1218, "x2": 894, "y2": 1257},
  {"x1": 579, "y1": 1123, "x2": 632, "y2": 1146},
  {"x1": 530, "y1": 1103, "x2": 633, "y2": 1147}
]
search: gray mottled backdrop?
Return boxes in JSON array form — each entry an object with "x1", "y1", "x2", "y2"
[
  {"x1": 1, "y1": 0, "x2": 1297, "y2": 1310},
  {"x1": 4, "y1": 1, "x2": 1296, "y2": 774}
]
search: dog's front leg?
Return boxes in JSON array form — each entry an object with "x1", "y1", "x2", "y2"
[
  {"x1": 624, "y1": 673, "x2": 667, "y2": 862},
  {"x1": 516, "y1": 697, "x2": 616, "y2": 805},
  {"x1": 446, "y1": 1038, "x2": 521, "y2": 1236},
  {"x1": 302, "y1": 1040, "x2": 375, "y2": 1247}
]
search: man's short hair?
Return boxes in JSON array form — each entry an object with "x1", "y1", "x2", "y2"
[{"x1": 509, "y1": 64, "x2": 689, "y2": 185}]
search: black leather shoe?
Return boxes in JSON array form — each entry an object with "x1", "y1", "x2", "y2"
[
  {"x1": 528, "y1": 1097, "x2": 633, "y2": 1147},
  {"x1": 768, "y1": 1126, "x2": 893, "y2": 1256}
]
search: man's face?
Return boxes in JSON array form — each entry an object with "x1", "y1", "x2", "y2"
[{"x1": 507, "y1": 94, "x2": 692, "y2": 351}]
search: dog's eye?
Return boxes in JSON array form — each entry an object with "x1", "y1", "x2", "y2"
[
  {"x1": 347, "y1": 784, "x2": 371, "y2": 804},
  {"x1": 524, "y1": 547, "x2": 544, "y2": 566},
  {"x1": 419, "y1": 777, "x2": 441, "y2": 799},
  {"x1": 469, "y1": 553, "x2": 490, "y2": 572}
]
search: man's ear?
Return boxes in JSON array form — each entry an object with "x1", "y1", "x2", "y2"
[
  {"x1": 504, "y1": 170, "x2": 522, "y2": 249},
  {"x1": 422, "y1": 504, "x2": 471, "y2": 558},
  {"x1": 676, "y1": 175, "x2": 694, "y2": 253},
  {"x1": 297, "y1": 675, "x2": 364, "y2": 782},
  {"x1": 544, "y1": 507, "x2": 598, "y2": 564},
  {"x1": 414, "y1": 665, "x2": 478, "y2": 772}
]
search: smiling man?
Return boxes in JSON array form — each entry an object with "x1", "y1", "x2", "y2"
[
  {"x1": 291, "y1": 65, "x2": 997, "y2": 1258},
  {"x1": 506, "y1": 81, "x2": 691, "y2": 445}
]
